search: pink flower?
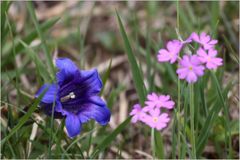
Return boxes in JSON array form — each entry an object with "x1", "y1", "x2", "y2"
[
  {"x1": 197, "y1": 48, "x2": 223, "y2": 69},
  {"x1": 177, "y1": 55, "x2": 205, "y2": 83},
  {"x1": 144, "y1": 108, "x2": 170, "y2": 131},
  {"x1": 144, "y1": 93, "x2": 175, "y2": 111},
  {"x1": 157, "y1": 40, "x2": 183, "y2": 64},
  {"x1": 129, "y1": 104, "x2": 147, "y2": 123},
  {"x1": 190, "y1": 32, "x2": 218, "y2": 50}
]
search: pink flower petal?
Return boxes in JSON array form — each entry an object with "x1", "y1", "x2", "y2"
[
  {"x1": 177, "y1": 68, "x2": 189, "y2": 79},
  {"x1": 131, "y1": 115, "x2": 138, "y2": 123},
  {"x1": 209, "y1": 39, "x2": 218, "y2": 45},
  {"x1": 197, "y1": 47, "x2": 208, "y2": 57},
  {"x1": 206, "y1": 62, "x2": 217, "y2": 69},
  {"x1": 186, "y1": 71, "x2": 198, "y2": 83},
  {"x1": 191, "y1": 32, "x2": 200, "y2": 42},
  {"x1": 208, "y1": 49, "x2": 217, "y2": 57}
]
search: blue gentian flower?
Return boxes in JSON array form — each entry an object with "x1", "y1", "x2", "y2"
[{"x1": 35, "y1": 58, "x2": 111, "y2": 138}]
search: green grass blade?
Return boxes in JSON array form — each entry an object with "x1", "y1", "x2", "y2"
[
  {"x1": 2, "y1": 16, "x2": 59, "y2": 68},
  {"x1": 151, "y1": 128, "x2": 156, "y2": 158},
  {"x1": 211, "y1": 1, "x2": 219, "y2": 37},
  {"x1": 90, "y1": 117, "x2": 131, "y2": 158},
  {"x1": 19, "y1": 40, "x2": 51, "y2": 81},
  {"x1": 5, "y1": 12, "x2": 21, "y2": 105},
  {"x1": 154, "y1": 130, "x2": 164, "y2": 159},
  {"x1": 26, "y1": 1, "x2": 55, "y2": 78},
  {"x1": 61, "y1": 128, "x2": 98, "y2": 159},
  {"x1": 196, "y1": 100, "x2": 220, "y2": 155},
  {"x1": 196, "y1": 71, "x2": 232, "y2": 156},
  {"x1": 1, "y1": 1, "x2": 11, "y2": 42},
  {"x1": 210, "y1": 71, "x2": 232, "y2": 158},
  {"x1": 100, "y1": 59, "x2": 112, "y2": 96},
  {"x1": 222, "y1": 35, "x2": 239, "y2": 64},
  {"x1": 116, "y1": 11, "x2": 147, "y2": 105},
  {"x1": 1, "y1": 90, "x2": 47, "y2": 146}
]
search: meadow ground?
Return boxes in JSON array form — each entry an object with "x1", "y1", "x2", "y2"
[{"x1": 1, "y1": 1, "x2": 239, "y2": 159}]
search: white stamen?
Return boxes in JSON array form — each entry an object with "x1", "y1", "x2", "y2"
[
  {"x1": 60, "y1": 92, "x2": 76, "y2": 102},
  {"x1": 69, "y1": 92, "x2": 75, "y2": 99}
]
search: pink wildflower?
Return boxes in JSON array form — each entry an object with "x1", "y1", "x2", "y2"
[
  {"x1": 177, "y1": 55, "x2": 205, "y2": 83},
  {"x1": 144, "y1": 108, "x2": 170, "y2": 131},
  {"x1": 190, "y1": 32, "x2": 218, "y2": 50},
  {"x1": 197, "y1": 47, "x2": 223, "y2": 69},
  {"x1": 157, "y1": 40, "x2": 183, "y2": 64},
  {"x1": 129, "y1": 104, "x2": 147, "y2": 123},
  {"x1": 144, "y1": 93, "x2": 175, "y2": 111}
]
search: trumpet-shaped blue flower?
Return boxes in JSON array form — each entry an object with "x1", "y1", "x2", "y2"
[{"x1": 35, "y1": 58, "x2": 111, "y2": 138}]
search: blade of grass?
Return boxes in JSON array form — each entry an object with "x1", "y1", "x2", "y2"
[
  {"x1": 189, "y1": 84, "x2": 196, "y2": 158},
  {"x1": 176, "y1": 2, "x2": 182, "y2": 156},
  {"x1": 196, "y1": 99, "x2": 221, "y2": 156},
  {"x1": 19, "y1": 40, "x2": 51, "y2": 82},
  {"x1": 222, "y1": 35, "x2": 239, "y2": 64},
  {"x1": 221, "y1": 11, "x2": 238, "y2": 49},
  {"x1": 90, "y1": 117, "x2": 131, "y2": 158},
  {"x1": 1, "y1": 89, "x2": 47, "y2": 146},
  {"x1": 196, "y1": 71, "x2": 232, "y2": 157},
  {"x1": 2, "y1": 17, "x2": 59, "y2": 68},
  {"x1": 91, "y1": 13, "x2": 149, "y2": 159},
  {"x1": 154, "y1": 129, "x2": 164, "y2": 159},
  {"x1": 211, "y1": 1, "x2": 219, "y2": 37},
  {"x1": 1, "y1": 1, "x2": 11, "y2": 43},
  {"x1": 107, "y1": 84, "x2": 125, "y2": 110},
  {"x1": 179, "y1": 4, "x2": 193, "y2": 32},
  {"x1": 61, "y1": 128, "x2": 98, "y2": 159},
  {"x1": 199, "y1": 78, "x2": 208, "y2": 117},
  {"x1": 151, "y1": 128, "x2": 156, "y2": 158},
  {"x1": 171, "y1": 111, "x2": 177, "y2": 158},
  {"x1": 5, "y1": 12, "x2": 21, "y2": 105},
  {"x1": 210, "y1": 71, "x2": 232, "y2": 158},
  {"x1": 26, "y1": 1, "x2": 55, "y2": 78},
  {"x1": 116, "y1": 11, "x2": 147, "y2": 105},
  {"x1": 100, "y1": 59, "x2": 112, "y2": 96}
]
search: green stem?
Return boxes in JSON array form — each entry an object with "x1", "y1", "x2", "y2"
[
  {"x1": 151, "y1": 128, "x2": 155, "y2": 159},
  {"x1": 176, "y1": 0, "x2": 181, "y2": 158},
  {"x1": 177, "y1": 0, "x2": 180, "y2": 30},
  {"x1": 190, "y1": 84, "x2": 196, "y2": 158},
  {"x1": 48, "y1": 98, "x2": 56, "y2": 158},
  {"x1": 177, "y1": 79, "x2": 181, "y2": 158}
]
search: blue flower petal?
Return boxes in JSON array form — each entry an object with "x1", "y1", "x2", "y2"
[
  {"x1": 56, "y1": 58, "x2": 78, "y2": 86},
  {"x1": 78, "y1": 96, "x2": 111, "y2": 125},
  {"x1": 79, "y1": 69, "x2": 103, "y2": 95},
  {"x1": 65, "y1": 113, "x2": 82, "y2": 138},
  {"x1": 59, "y1": 69, "x2": 103, "y2": 102},
  {"x1": 40, "y1": 101, "x2": 65, "y2": 118},
  {"x1": 35, "y1": 84, "x2": 58, "y2": 103},
  {"x1": 39, "y1": 101, "x2": 65, "y2": 118}
]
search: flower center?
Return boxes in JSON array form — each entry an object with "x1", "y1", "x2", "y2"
[
  {"x1": 60, "y1": 92, "x2": 76, "y2": 102},
  {"x1": 189, "y1": 66, "x2": 193, "y2": 71},
  {"x1": 153, "y1": 117, "x2": 158, "y2": 122},
  {"x1": 207, "y1": 57, "x2": 211, "y2": 62}
]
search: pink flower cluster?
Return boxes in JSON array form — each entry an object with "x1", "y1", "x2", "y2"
[
  {"x1": 157, "y1": 32, "x2": 223, "y2": 83},
  {"x1": 129, "y1": 93, "x2": 175, "y2": 131}
]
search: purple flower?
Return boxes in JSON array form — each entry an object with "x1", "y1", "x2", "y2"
[
  {"x1": 197, "y1": 47, "x2": 223, "y2": 69},
  {"x1": 190, "y1": 32, "x2": 218, "y2": 50},
  {"x1": 129, "y1": 92, "x2": 174, "y2": 131},
  {"x1": 36, "y1": 58, "x2": 111, "y2": 138},
  {"x1": 177, "y1": 55, "x2": 205, "y2": 83},
  {"x1": 129, "y1": 104, "x2": 147, "y2": 123},
  {"x1": 157, "y1": 40, "x2": 183, "y2": 64},
  {"x1": 144, "y1": 93, "x2": 175, "y2": 111},
  {"x1": 144, "y1": 108, "x2": 170, "y2": 131}
]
